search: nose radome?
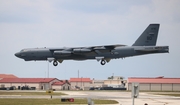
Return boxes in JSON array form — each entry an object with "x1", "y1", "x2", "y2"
[{"x1": 15, "y1": 52, "x2": 20, "y2": 57}]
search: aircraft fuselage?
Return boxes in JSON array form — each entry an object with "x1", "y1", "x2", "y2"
[{"x1": 15, "y1": 46, "x2": 168, "y2": 61}]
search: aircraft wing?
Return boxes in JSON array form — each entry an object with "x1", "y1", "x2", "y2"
[
  {"x1": 92, "y1": 44, "x2": 126, "y2": 50},
  {"x1": 49, "y1": 44, "x2": 126, "y2": 55},
  {"x1": 49, "y1": 47, "x2": 72, "y2": 51}
]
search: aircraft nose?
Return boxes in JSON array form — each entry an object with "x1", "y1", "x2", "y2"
[{"x1": 15, "y1": 52, "x2": 21, "y2": 57}]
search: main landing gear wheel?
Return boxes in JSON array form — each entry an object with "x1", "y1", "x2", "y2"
[
  {"x1": 101, "y1": 60, "x2": 106, "y2": 65},
  {"x1": 53, "y1": 61, "x2": 58, "y2": 66}
]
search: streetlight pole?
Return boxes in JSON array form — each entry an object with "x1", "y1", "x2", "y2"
[{"x1": 47, "y1": 61, "x2": 49, "y2": 78}]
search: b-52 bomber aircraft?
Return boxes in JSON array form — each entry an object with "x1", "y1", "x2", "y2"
[{"x1": 15, "y1": 24, "x2": 169, "y2": 66}]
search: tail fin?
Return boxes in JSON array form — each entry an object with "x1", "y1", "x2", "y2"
[{"x1": 132, "y1": 24, "x2": 160, "y2": 46}]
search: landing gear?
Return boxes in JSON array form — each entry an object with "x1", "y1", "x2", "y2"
[
  {"x1": 101, "y1": 60, "x2": 106, "y2": 65},
  {"x1": 53, "y1": 60, "x2": 58, "y2": 66}
]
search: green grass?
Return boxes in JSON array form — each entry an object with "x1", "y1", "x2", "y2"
[
  {"x1": 0, "y1": 98, "x2": 118, "y2": 105},
  {"x1": 0, "y1": 91, "x2": 66, "y2": 95}
]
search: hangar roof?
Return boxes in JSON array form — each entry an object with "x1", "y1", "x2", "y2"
[
  {"x1": 52, "y1": 82, "x2": 65, "y2": 85},
  {"x1": 52, "y1": 80, "x2": 71, "y2": 85},
  {"x1": 0, "y1": 78, "x2": 57, "y2": 83},
  {"x1": 128, "y1": 77, "x2": 180, "y2": 84},
  {"x1": 70, "y1": 78, "x2": 92, "y2": 82},
  {"x1": 0, "y1": 74, "x2": 18, "y2": 78}
]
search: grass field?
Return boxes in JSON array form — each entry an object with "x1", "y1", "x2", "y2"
[
  {"x1": 0, "y1": 91, "x2": 119, "y2": 104},
  {"x1": 0, "y1": 91, "x2": 66, "y2": 95},
  {"x1": 0, "y1": 98, "x2": 118, "y2": 105}
]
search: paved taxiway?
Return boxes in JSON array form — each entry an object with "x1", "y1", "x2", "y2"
[
  {"x1": 60, "y1": 91, "x2": 180, "y2": 105},
  {"x1": 0, "y1": 91, "x2": 180, "y2": 105}
]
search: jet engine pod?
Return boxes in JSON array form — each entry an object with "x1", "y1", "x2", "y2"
[
  {"x1": 53, "y1": 51, "x2": 71, "y2": 56},
  {"x1": 73, "y1": 48, "x2": 91, "y2": 53}
]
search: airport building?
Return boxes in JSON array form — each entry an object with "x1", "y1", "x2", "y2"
[
  {"x1": 0, "y1": 78, "x2": 60, "y2": 90},
  {"x1": 0, "y1": 74, "x2": 18, "y2": 79},
  {"x1": 92, "y1": 79, "x2": 104, "y2": 87},
  {"x1": 52, "y1": 80, "x2": 71, "y2": 90},
  {"x1": 70, "y1": 78, "x2": 92, "y2": 90},
  {"x1": 103, "y1": 76, "x2": 126, "y2": 88},
  {"x1": 128, "y1": 76, "x2": 180, "y2": 91},
  {"x1": 0, "y1": 74, "x2": 126, "y2": 90},
  {"x1": 1, "y1": 74, "x2": 180, "y2": 91}
]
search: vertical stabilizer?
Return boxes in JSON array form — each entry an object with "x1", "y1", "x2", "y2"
[{"x1": 132, "y1": 24, "x2": 159, "y2": 46}]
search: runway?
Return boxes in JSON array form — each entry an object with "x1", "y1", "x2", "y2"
[{"x1": 60, "y1": 91, "x2": 180, "y2": 105}]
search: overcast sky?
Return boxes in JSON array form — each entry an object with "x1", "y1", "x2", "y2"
[{"x1": 0, "y1": 0, "x2": 180, "y2": 80}]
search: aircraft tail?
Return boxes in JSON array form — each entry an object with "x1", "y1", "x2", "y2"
[{"x1": 132, "y1": 24, "x2": 160, "y2": 46}]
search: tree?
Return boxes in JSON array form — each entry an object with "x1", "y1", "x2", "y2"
[{"x1": 107, "y1": 76, "x2": 114, "y2": 80}]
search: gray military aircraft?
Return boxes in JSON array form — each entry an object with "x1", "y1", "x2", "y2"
[{"x1": 15, "y1": 24, "x2": 169, "y2": 66}]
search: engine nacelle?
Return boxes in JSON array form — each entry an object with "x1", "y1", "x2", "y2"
[
  {"x1": 73, "y1": 49, "x2": 91, "y2": 53},
  {"x1": 54, "y1": 51, "x2": 71, "y2": 56}
]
